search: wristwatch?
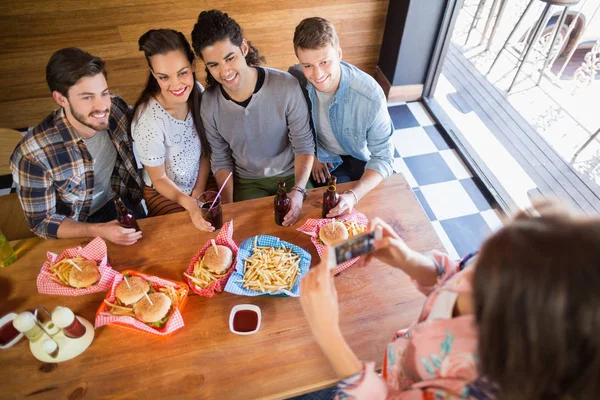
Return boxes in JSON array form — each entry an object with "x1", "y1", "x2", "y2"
[{"x1": 291, "y1": 186, "x2": 308, "y2": 201}]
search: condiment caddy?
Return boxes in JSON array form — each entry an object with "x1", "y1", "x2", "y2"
[{"x1": 10, "y1": 306, "x2": 94, "y2": 363}]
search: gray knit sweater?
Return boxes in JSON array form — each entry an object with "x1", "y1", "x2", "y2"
[{"x1": 200, "y1": 67, "x2": 315, "y2": 179}]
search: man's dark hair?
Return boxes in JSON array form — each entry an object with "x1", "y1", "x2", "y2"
[
  {"x1": 132, "y1": 28, "x2": 209, "y2": 157},
  {"x1": 474, "y1": 212, "x2": 600, "y2": 399},
  {"x1": 46, "y1": 47, "x2": 107, "y2": 97},
  {"x1": 191, "y1": 9, "x2": 265, "y2": 90}
]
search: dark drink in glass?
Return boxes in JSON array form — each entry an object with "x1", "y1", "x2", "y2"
[
  {"x1": 274, "y1": 181, "x2": 290, "y2": 226},
  {"x1": 197, "y1": 191, "x2": 223, "y2": 230},
  {"x1": 113, "y1": 195, "x2": 141, "y2": 232},
  {"x1": 322, "y1": 176, "x2": 340, "y2": 218}
]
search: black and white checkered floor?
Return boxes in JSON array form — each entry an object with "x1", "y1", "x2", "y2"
[{"x1": 388, "y1": 102, "x2": 504, "y2": 259}]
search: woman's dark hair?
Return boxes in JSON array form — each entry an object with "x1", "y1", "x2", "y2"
[
  {"x1": 191, "y1": 9, "x2": 265, "y2": 90},
  {"x1": 132, "y1": 29, "x2": 210, "y2": 156},
  {"x1": 46, "y1": 47, "x2": 107, "y2": 97},
  {"x1": 473, "y1": 212, "x2": 600, "y2": 399}
]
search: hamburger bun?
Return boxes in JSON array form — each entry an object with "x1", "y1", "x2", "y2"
[
  {"x1": 319, "y1": 221, "x2": 349, "y2": 246},
  {"x1": 68, "y1": 262, "x2": 100, "y2": 288},
  {"x1": 115, "y1": 276, "x2": 151, "y2": 305},
  {"x1": 203, "y1": 245, "x2": 233, "y2": 274},
  {"x1": 133, "y1": 292, "x2": 172, "y2": 323}
]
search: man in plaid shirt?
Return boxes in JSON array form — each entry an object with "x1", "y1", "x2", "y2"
[{"x1": 10, "y1": 48, "x2": 144, "y2": 245}]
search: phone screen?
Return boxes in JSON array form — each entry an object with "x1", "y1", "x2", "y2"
[{"x1": 333, "y1": 231, "x2": 377, "y2": 265}]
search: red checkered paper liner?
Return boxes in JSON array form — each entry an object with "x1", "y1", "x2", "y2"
[
  {"x1": 37, "y1": 237, "x2": 117, "y2": 296},
  {"x1": 297, "y1": 210, "x2": 369, "y2": 274},
  {"x1": 185, "y1": 220, "x2": 238, "y2": 297},
  {"x1": 95, "y1": 272, "x2": 185, "y2": 337}
]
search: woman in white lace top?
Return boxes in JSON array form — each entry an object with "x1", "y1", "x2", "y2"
[{"x1": 131, "y1": 29, "x2": 215, "y2": 232}]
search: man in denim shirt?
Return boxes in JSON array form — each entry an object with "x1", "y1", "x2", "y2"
[{"x1": 289, "y1": 17, "x2": 395, "y2": 217}]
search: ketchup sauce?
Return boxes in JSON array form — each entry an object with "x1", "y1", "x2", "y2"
[
  {"x1": 0, "y1": 320, "x2": 20, "y2": 346},
  {"x1": 232, "y1": 310, "x2": 259, "y2": 333}
]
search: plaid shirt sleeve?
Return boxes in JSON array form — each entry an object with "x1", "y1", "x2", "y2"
[{"x1": 11, "y1": 150, "x2": 65, "y2": 239}]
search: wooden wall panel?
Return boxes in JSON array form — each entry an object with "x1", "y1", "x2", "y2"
[{"x1": 0, "y1": 0, "x2": 388, "y2": 129}]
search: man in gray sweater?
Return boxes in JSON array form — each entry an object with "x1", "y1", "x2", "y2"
[{"x1": 191, "y1": 10, "x2": 315, "y2": 226}]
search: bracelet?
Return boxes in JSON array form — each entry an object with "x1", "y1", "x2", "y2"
[
  {"x1": 344, "y1": 189, "x2": 359, "y2": 204},
  {"x1": 291, "y1": 186, "x2": 308, "y2": 201}
]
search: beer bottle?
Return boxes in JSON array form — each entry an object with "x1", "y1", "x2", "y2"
[
  {"x1": 112, "y1": 195, "x2": 141, "y2": 232},
  {"x1": 322, "y1": 176, "x2": 340, "y2": 218},
  {"x1": 274, "y1": 181, "x2": 291, "y2": 226}
]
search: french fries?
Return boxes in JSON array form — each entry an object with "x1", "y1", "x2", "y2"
[
  {"x1": 240, "y1": 238, "x2": 301, "y2": 293},
  {"x1": 184, "y1": 258, "x2": 228, "y2": 290},
  {"x1": 102, "y1": 299, "x2": 135, "y2": 317},
  {"x1": 343, "y1": 220, "x2": 366, "y2": 238},
  {"x1": 159, "y1": 285, "x2": 187, "y2": 309},
  {"x1": 48, "y1": 256, "x2": 97, "y2": 286}
]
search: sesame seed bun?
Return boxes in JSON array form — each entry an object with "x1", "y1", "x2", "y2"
[
  {"x1": 319, "y1": 221, "x2": 349, "y2": 246},
  {"x1": 115, "y1": 276, "x2": 151, "y2": 305},
  {"x1": 133, "y1": 292, "x2": 172, "y2": 323},
  {"x1": 68, "y1": 262, "x2": 100, "y2": 288},
  {"x1": 203, "y1": 245, "x2": 233, "y2": 274}
]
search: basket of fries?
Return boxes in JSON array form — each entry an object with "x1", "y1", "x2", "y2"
[
  {"x1": 224, "y1": 235, "x2": 311, "y2": 297},
  {"x1": 297, "y1": 210, "x2": 369, "y2": 275},
  {"x1": 36, "y1": 237, "x2": 118, "y2": 295},
  {"x1": 95, "y1": 270, "x2": 188, "y2": 337},
  {"x1": 184, "y1": 220, "x2": 238, "y2": 297}
]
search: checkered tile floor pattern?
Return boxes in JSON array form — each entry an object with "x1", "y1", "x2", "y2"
[
  {"x1": 2, "y1": 102, "x2": 503, "y2": 259},
  {"x1": 389, "y1": 102, "x2": 504, "y2": 260}
]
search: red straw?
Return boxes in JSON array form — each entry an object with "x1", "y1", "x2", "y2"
[{"x1": 209, "y1": 171, "x2": 232, "y2": 211}]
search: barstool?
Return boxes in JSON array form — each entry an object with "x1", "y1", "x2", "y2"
[
  {"x1": 487, "y1": 0, "x2": 580, "y2": 92},
  {"x1": 464, "y1": 0, "x2": 509, "y2": 48}
]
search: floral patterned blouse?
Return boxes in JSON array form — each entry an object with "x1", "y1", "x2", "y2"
[{"x1": 337, "y1": 251, "x2": 482, "y2": 399}]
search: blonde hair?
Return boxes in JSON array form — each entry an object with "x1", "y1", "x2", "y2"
[{"x1": 293, "y1": 17, "x2": 339, "y2": 55}]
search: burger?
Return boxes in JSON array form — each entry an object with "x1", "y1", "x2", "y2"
[
  {"x1": 319, "y1": 220, "x2": 349, "y2": 245},
  {"x1": 115, "y1": 276, "x2": 151, "y2": 305},
  {"x1": 133, "y1": 292, "x2": 172, "y2": 328},
  {"x1": 202, "y1": 245, "x2": 233, "y2": 274},
  {"x1": 68, "y1": 262, "x2": 100, "y2": 288}
]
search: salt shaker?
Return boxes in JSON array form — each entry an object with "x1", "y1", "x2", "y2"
[
  {"x1": 12, "y1": 312, "x2": 44, "y2": 343},
  {"x1": 42, "y1": 338, "x2": 59, "y2": 358},
  {"x1": 52, "y1": 307, "x2": 86, "y2": 339}
]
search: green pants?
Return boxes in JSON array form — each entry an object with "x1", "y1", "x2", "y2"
[{"x1": 234, "y1": 175, "x2": 313, "y2": 202}]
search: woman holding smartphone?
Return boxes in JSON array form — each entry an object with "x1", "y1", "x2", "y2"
[{"x1": 300, "y1": 202, "x2": 600, "y2": 399}]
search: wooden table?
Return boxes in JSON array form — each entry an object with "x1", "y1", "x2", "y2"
[{"x1": 0, "y1": 174, "x2": 443, "y2": 399}]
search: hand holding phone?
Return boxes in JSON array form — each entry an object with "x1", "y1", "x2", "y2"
[{"x1": 327, "y1": 226, "x2": 383, "y2": 269}]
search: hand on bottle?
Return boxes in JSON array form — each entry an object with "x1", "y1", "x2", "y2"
[
  {"x1": 326, "y1": 193, "x2": 356, "y2": 218},
  {"x1": 283, "y1": 190, "x2": 303, "y2": 226},
  {"x1": 102, "y1": 220, "x2": 142, "y2": 246},
  {"x1": 189, "y1": 208, "x2": 215, "y2": 232},
  {"x1": 300, "y1": 246, "x2": 340, "y2": 343},
  {"x1": 312, "y1": 161, "x2": 333, "y2": 184},
  {"x1": 360, "y1": 217, "x2": 413, "y2": 268}
]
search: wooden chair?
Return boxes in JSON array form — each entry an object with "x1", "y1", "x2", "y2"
[{"x1": 0, "y1": 128, "x2": 34, "y2": 241}]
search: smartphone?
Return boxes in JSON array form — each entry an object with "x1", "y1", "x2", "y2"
[{"x1": 328, "y1": 226, "x2": 382, "y2": 269}]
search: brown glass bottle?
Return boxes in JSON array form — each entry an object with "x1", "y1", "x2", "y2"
[
  {"x1": 113, "y1": 195, "x2": 141, "y2": 232},
  {"x1": 322, "y1": 176, "x2": 340, "y2": 218},
  {"x1": 274, "y1": 181, "x2": 290, "y2": 226}
]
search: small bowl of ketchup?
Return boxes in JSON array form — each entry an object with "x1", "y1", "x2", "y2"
[
  {"x1": 229, "y1": 304, "x2": 261, "y2": 335},
  {"x1": 0, "y1": 313, "x2": 24, "y2": 350}
]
